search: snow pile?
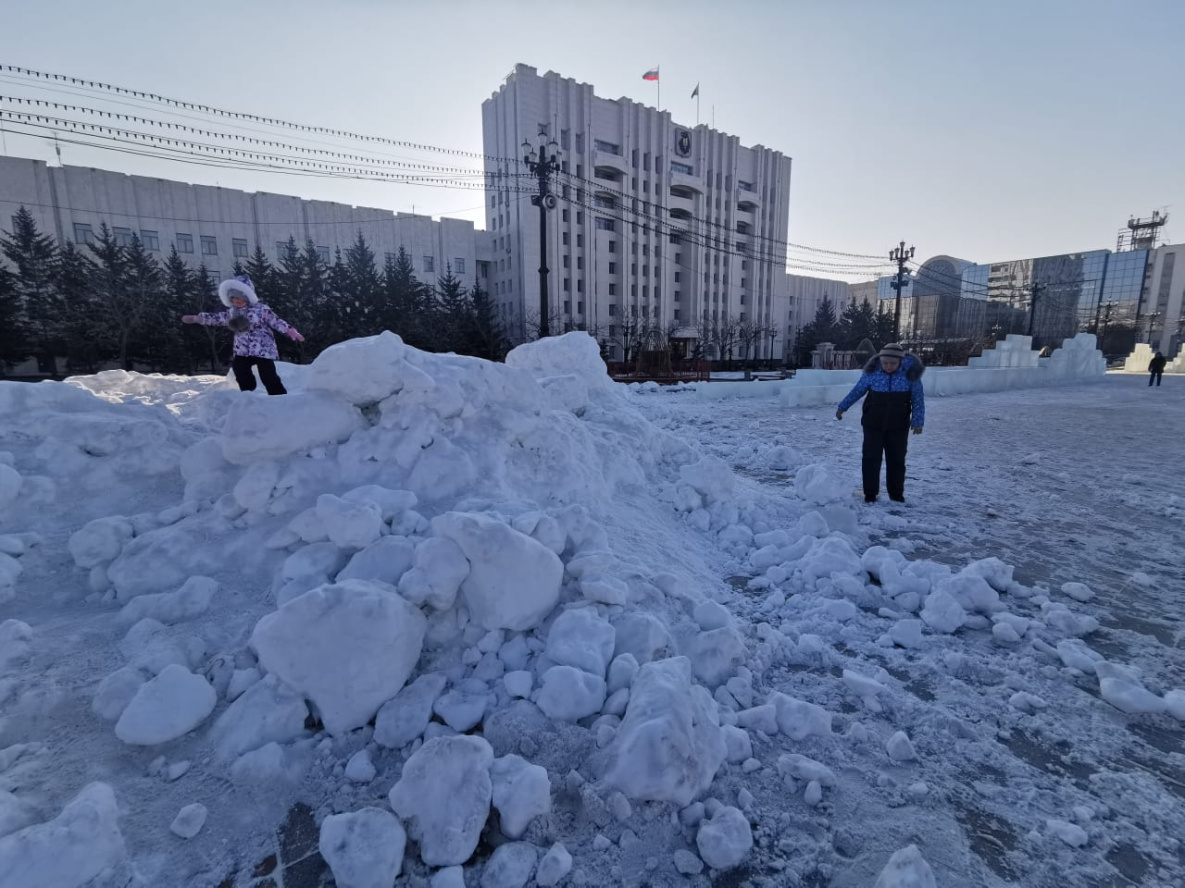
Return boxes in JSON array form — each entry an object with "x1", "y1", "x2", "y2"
[{"x1": 1, "y1": 331, "x2": 1179, "y2": 887}]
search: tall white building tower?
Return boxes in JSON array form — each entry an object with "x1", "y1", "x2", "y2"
[{"x1": 482, "y1": 64, "x2": 792, "y2": 359}]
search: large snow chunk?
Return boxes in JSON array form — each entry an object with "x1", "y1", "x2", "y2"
[
  {"x1": 481, "y1": 842, "x2": 537, "y2": 888},
  {"x1": 799, "y1": 535, "x2": 864, "y2": 585},
  {"x1": 937, "y1": 574, "x2": 1000, "y2": 615},
  {"x1": 0, "y1": 783, "x2": 125, "y2": 888},
  {"x1": 536, "y1": 666, "x2": 606, "y2": 721},
  {"x1": 316, "y1": 494, "x2": 384, "y2": 550},
  {"x1": 337, "y1": 535, "x2": 416, "y2": 586},
  {"x1": 397, "y1": 536, "x2": 469, "y2": 611},
  {"x1": 535, "y1": 844, "x2": 573, "y2": 887},
  {"x1": 92, "y1": 666, "x2": 145, "y2": 721},
  {"x1": 612, "y1": 613, "x2": 674, "y2": 664},
  {"x1": 68, "y1": 516, "x2": 133, "y2": 569},
  {"x1": 388, "y1": 735, "x2": 494, "y2": 867},
  {"x1": 683, "y1": 626, "x2": 745, "y2": 688},
  {"x1": 505, "y1": 330, "x2": 612, "y2": 391},
  {"x1": 1099, "y1": 677, "x2": 1165, "y2": 715},
  {"x1": 769, "y1": 692, "x2": 833, "y2": 741},
  {"x1": 794, "y1": 463, "x2": 850, "y2": 505},
  {"x1": 920, "y1": 589, "x2": 965, "y2": 634},
  {"x1": 696, "y1": 806, "x2": 752, "y2": 870},
  {"x1": 490, "y1": 754, "x2": 551, "y2": 839},
  {"x1": 251, "y1": 580, "x2": 427, "y2": 735},
  {"x1": 604, "y1": 657, "x2": 726, "y2": 806},
  {"x1": 0, "y1": 619, "x2": 33, "y2": 673},
  {"x1": 319, "y1": 807, "x2": 406, "y2": 888},
  {"x1": 118, "y1": 576, "x2": 216, "y2": 625},
  {"x1": 221, "y1": 391, "x2": 365, "y2": 465},
  {"x1": 305, "y1": 331, "x2": 413, "y2": 405},
  {"x1": 0, "y1": 464, "x2": 20, "y2": 512},
  {"x1": 545, "y1": 607, "x2": 616, "y2": 678},
  {"x1": 432, "y1": 512, "x2": 562, "y2": 631},
  {"x1": 375, "y1": 672, "x2": 448, "y2": 749},
  {"x1": 679, "y1": 456, "x2": 735, "y2": 505},
  {"x1": 960, "y1": 557, "x2": 1015, "y2": 593},
  {"x1": 114, "y1": 664, "x2": 216, "y2": 746},
  {"x1": 209, "y1": 674, "x2": 308, "y2": 758},
  {"x1": 107, "y1": 527, "x2": 217, "y2": 601},
  {"x1": 170, "y1": 803, "x2": 207, "y2": 840},
  {"x1": 873, "y1": 844, "x2": 937, "y2": 888}
]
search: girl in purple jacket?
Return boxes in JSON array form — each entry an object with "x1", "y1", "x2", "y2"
[{"x1": 182, "y1": 274, "x2": 304, "y2": 395}]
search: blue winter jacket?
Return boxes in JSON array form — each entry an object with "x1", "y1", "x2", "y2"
[{"x1": 837, "y1": 354, "x2": 926, "y2": 429}]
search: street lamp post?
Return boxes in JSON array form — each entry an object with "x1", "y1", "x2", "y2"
[
  {"x1": 889, "y1": 241, "x2": 915, "y2": 341},
  {"x1": 522, "y1": 133, "x2": 562, "y2": 339}
]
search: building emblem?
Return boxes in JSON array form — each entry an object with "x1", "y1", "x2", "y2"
[{"x1": 676, "y1": 130, "x2": 691, "y2": 157}]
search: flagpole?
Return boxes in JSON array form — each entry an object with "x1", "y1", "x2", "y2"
[
  {"x1": 657, "y1": 68, "x2": 660, "y2": 112},
  {"x1": 697, "y1": 91, "x2": 700, "y2": 126}
]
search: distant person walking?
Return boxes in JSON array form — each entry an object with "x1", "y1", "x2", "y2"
[
  {"x1": 1148, "y1": 351, "x2": 1166, "y2": 387},
  {"x1": 836, "y1": 343, "x2": 925, "y2": 503},
  {"x1": 181, "y1": 274, "x2": 304, "y2": 395}
]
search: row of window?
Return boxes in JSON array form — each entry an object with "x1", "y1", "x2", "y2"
[{"x1": 67, "y1": 224, "x2": 467, "y2": 275}]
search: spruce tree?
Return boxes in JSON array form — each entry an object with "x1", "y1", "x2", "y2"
[
  {"x1": 342, "y1": 232, "x2": 382, "y2": 338},
  {"x1": 0, "y1": 263, "x2": 25, "y2": 372},
  {"x1": 56, "y1": 241, "x2": 104, "y2": 373},
  {"x1": 433, "y1": 264, "x2": 468, "y2": 352},
  {"x1": 381, "y1": 247, "x2": 430, "y2": 349},
  {"x1": 123, "y1": 234, "x2": 166, "y2": 370},
  {"x1": 1, "y1": 207, "x2": 61, "y2": 373},
  {"x1": 466, "y1": 281, "x2": 507, "y2": 361}
]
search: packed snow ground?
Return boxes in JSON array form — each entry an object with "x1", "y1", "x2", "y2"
[{"x1": 0, "y1": 334, "x2": 1182, "y2": 888}]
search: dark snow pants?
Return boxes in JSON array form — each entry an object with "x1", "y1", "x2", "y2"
[
  {"x1": 1149, "y1": 371, "x2": 1163, "y2": 386},
  {"x1": 232, "y1": 355, "x2": 287, "y2": 395},
  {"x1": 862, "y1": 426, "x2": 909, "y2": 500}
]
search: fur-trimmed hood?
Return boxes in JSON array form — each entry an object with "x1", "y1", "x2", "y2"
[
  {"x1": 863, "y1": 352, "x2": 925, "y2": 381},
  {"x1": 218, "y1": 274, "x2": 259, "y2": 307}
]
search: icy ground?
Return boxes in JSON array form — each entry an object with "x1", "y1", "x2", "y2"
[{"x1": 0, "y1": 335, "x2": 1183, "y2": 888}]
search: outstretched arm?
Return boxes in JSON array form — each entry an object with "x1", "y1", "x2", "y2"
[
  {"x1": 182, "y1": 311, "x2": 229, "y2": 326},
  {"x1": 260, "y1": 307, "x2": 304, "y2": 341},
  {"x1": 836, "y1": 376, "x2": 871, "y2": 416}
]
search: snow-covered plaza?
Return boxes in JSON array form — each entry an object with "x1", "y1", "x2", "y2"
[{"x1": 0, "y1": 333, "x2": 1182, "y2": 888}]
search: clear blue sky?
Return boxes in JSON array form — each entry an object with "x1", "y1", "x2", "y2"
[{"x1": 1, "y1": 0, "x2": 1181, "y2": 278}]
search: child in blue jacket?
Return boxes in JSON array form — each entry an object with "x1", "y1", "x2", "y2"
[{"x1": 836, "y1": 343, "x2": 925, "y2": 503}]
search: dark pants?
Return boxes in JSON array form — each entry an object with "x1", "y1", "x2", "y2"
[
  {"x1": 862, "y1": 426, "x2": 909, "y2": 500},
  {"x1": 1149, "y1": 371, "x2": 1163, "y2": 386},
  {"x1": 232, "y1": 355, "x2": 287, "y2": 395}
]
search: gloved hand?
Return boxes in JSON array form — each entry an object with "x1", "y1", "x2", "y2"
[
  {"x1": 911, "y1": 426, "x2": 923, "y2": 435},
  {"x1": 286, "y1": 329, "x2": 305, "y2": 342},
  {"x1": 835, "y1": 409, "x2": 844, "y2": 420},
  {"x1": 181, "y1": 314, "x2": 199, "y2": 324}
]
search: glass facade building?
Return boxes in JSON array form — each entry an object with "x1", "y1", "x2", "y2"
[{"x1": 879, "y1": 248, "x2": 1149, "y2": 352}]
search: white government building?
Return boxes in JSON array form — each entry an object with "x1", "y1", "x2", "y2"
[{"x1": 1, "y1": 64, "x2": 854, "y2": 360}]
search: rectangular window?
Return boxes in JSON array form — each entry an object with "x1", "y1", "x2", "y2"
[
  {"x1": 201, "y1": 236, "x2": 218, "y2": 256},
  {"x1": 670, "y1": 161, "x2": 694, "y2": 176},
  {"x1": 577, "y1": 212, "x2": 584, "y2": 225},
  {"x1": 674, "y1": 309, "x2": 681, "y2": 320},
  {"x1": 72, "y1": 223, "x2": 95, "y2": 246},
  {"x1": 609, "y1": 262, "x2": 617, "y2": 275},
  {"x1": 577, "y1": 257, "x2": 584, "y2": 270},
  {"x1": 575, "y1": 134, "x2": 584, "y2": 153},
  {"x1": 608, "y1": 241, "x2": 616, "y2": 253},
  {"x1": 609, "y1": 283, "x2": 617, "y2": 296},
  {"x1": 233, "y1": 238, "x2": 249, "y2": 258},
  {"x1": 176, "y1": 233, "x2": 194, "y2": 253},
  {"x1": 563, "y1": 255, "x2": 570, "y2": 269},
  {"x1": 564, "y1": 278, "x2": 571, "y2": 292},
  {"x1": 576, "y1": 164, "x2": 583, "y2": 178},
  {"x1": 317, "y1": 246, "x2": 330, "y2": 264},
  {"x1": 563, "y1": 210, "x2": 570, "y2": 223},
  {"x1": 595, "y1": 218, "x2": 615, "y2": 231},
  {"x1": 562, "y1": 232, "x2": 570, "y2": 246},
  {"x1": 577, "y1": 281, "x2": 584, "y2": 293},
  {"x1": 675, "y1": 290, "x2": 682, "y2": 302},
  {"x1": 594, "y1": 139, "x2": 621, "y2": 155},
  {"x1": 140, "y1": 230, "x2": 160, "y2": 251},
  {"x1": 564, "y1": 300, "x2": 571, "y2": 313},
  {"x1": 577, "y1": 235, "x2": 583, "y2": 248},
  {"x1": 113, "y1": 226, "x2": 135, "y2": 247},
  {"x1": 423, "y1": 256, "x2": 435, "y2": 273},
  {"x1": 577, "y1": 301, "x2": 584, "y2": 313},
  {"x1": 643, "y1": 286, "x2": 649, "y2": 298},
  {"x1": 674, "y1": 272, "x2": 681, "y2": 283}
]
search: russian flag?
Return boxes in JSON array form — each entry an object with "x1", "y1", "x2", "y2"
[{"x1": 642, "y1": 67, "x2": 659, "y2": 81}]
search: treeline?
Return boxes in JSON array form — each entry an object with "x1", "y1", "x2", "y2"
[
  {"x1": 0, "y1": 207, "x2": 509, "y2": 376},
  {"x1": 793, "y1": 295, "x2": 898, "y2": 364}
]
